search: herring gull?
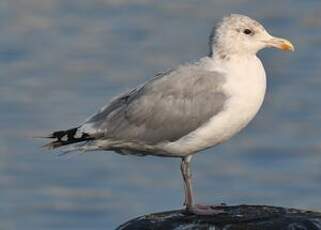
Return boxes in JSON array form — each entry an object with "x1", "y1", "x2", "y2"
[{"x1": 44, "y1": 14, "x2": 294, "y2": 215}]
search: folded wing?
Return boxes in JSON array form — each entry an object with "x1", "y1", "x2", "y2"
[{"x1": 81, "y1": 64, "x2": 228, "y2": 145}]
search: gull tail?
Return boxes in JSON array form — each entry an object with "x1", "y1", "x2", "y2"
[{"x1": 42, "y1": 127, "x2": 94, "y2": 149}]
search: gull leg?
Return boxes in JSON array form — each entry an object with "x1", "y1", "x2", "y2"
[
  {"x1": 180, "y1": 156, "x2": 193, "y2": 210},
  {"x1": 180, "y1": 155, "x2": 225, "y2": 215}
]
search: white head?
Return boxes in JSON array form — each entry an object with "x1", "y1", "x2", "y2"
[{"x1": 209, "y1": 14, "x2": 294, "y2": 58}]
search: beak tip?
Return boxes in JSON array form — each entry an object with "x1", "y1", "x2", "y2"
[
  {"x1": 284, "y1": 44, "x2": 295, "y2": 52},
  {"x1": 267, "y1": 37, "x2": 295, "y2": 52},
  {"x1": 280, "y1": 40, "x2": 295, "y2": 52}
]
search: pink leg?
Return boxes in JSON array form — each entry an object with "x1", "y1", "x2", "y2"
[
  {"x1": 180, "y1": 156, "x2": 193, "y2": 209},
  {"x1": 180, "y1": 156, "x2": 226, "y2": 215},
  {"x1": 189, "y1": 204, "x2": 226, "y2": 215}
]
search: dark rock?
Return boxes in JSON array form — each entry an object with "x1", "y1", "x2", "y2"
[{"x1": 116, "y1": 205, "x2": 321, "y2": 230}]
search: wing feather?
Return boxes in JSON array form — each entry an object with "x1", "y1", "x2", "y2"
[{"x1": 81, "y1": 63, "x2": 227, "y2": 144}]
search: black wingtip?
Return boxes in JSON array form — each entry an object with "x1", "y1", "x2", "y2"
[{"x1": 42, "y1": 127, "x2": 93, "y2": 150}]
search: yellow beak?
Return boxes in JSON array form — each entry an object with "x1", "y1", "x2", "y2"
[{"x1": 265, "y1": 37, "x2": 295, "y2": 52}]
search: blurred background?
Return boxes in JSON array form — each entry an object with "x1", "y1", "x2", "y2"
[{"x1": 2, "y1": 0, "x2": 321, "y2": 229}]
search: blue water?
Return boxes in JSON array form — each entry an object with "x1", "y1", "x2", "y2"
[{"x1": 2, "y1": 1, "x2": 321, "y2": 229}]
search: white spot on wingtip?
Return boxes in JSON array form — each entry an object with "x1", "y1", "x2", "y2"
[{"x1": 79, "y1": 123, "x2": 98, "y2": 135}]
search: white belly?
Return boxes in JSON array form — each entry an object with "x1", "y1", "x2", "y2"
[{"x1": 163, "y1": 56, "x2": 267, "y2": 156}]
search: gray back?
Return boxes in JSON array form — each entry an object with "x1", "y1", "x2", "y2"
[{"x1": 84, "y1": 63, "x2": 227, "y2": 144}]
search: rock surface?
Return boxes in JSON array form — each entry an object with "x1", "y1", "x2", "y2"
[{"x1": 117, "y1": 205, "x2": 321, "y2": 230}]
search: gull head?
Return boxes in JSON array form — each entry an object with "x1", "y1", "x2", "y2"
[{"x1": 209, "y1": 14, "x2": 294, "y2": 58}]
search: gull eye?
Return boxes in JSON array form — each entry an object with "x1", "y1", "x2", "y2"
[{"x1": 243, "y1": 29, "x2": 253, "y2": 35}]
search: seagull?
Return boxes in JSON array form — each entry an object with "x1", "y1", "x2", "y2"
[{"x1": 44, "y1": 14, "x2": 294, "y2": 215}]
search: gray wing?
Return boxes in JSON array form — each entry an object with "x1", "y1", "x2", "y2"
[{"x1": 81, "y1": 63, "x2": 227, "y2": 144}]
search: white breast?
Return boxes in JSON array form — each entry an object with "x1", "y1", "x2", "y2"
[{"x1": 163, "y1": 55, "x2": 267, "y2": 156}]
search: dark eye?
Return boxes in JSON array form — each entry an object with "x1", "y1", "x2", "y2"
[{"x1": 243, "y1": 29, "x2": 252, "y2": 35}]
